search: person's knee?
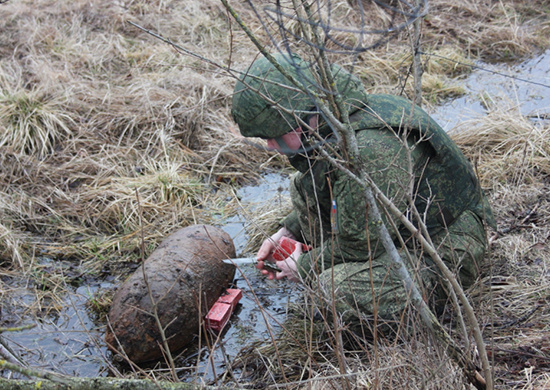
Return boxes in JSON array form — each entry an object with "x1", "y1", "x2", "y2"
[
  {"x1": 438, "y1": 209, "x2": 489, "y2": 288},
  {"x1": 316, "y1": 263, "x2": 412, "y2": 335}
]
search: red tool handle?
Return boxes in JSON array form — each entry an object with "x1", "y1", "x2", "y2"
[{"x1": 272, "y1": 237, "x2": 310, "y2": 261}]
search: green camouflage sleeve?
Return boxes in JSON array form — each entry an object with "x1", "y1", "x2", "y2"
[
  {"x1": 296, "y1": 128, "x2": 427, "y2": 278},
  {"x1": 280, "y1": 210, "x2": 302, "y2": 239}
]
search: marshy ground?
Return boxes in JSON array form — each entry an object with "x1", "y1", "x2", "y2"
[{"x1": 1, "y1": 0, "x2": 550, "y2": 388}]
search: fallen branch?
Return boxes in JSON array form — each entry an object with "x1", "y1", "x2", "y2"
[
  {"x1": 0, "y1": 356, "x2": 238, "y2": 390},
  {"x1": 0, "y1": 376, "x2": 237, "y2": 390}
]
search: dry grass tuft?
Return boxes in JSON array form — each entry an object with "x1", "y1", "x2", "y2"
[
  {"x1": 427, "y1": 0, "x2": 549, "y2": 61},
  {"x1": 451, "y1": 105, "x2": 550, "y2": 189},
  {"x1": 0, "y1": 0, "x2": 275, "y2": 268},
  {"x1": 358, "y1": 46, "x2": 471, "y2": 104},
  {"x1": 233, "y1": 299, "x2": 469, "y2": 389},
  {"x1": 0, "y1": 82, "x2": 73, "y2": 157},
  {"x1": 240, "y1": 194, "x2": 293, "y2": 254},
  {"x1": 0, "y1": 223, "x2": 26, "y2": 268}
]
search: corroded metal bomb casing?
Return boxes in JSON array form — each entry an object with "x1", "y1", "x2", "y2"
[{"x1": 105, "y1": 224, "x2": 236, "y2": 363}]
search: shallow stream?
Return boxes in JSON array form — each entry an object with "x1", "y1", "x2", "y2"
[{"x1": 2, "y1": 49, "x2": 549, "y2": 381}]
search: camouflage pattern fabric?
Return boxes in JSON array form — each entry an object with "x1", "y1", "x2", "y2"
[
  {"x1": 281, "y1": 121, "x2": 491, "y2": 336},
  {"x1": 350, "y1": 93, "x2": 496, "y2": 236},
  {"x1": 315, "y1": 209, "x2": 487, "y2": 336},
  {"x1": 284, "y1": 129, "x2": 430, "y2": 275},
  {"x1": 231, "y1": 53, "x2": 495, "y2": 335}
]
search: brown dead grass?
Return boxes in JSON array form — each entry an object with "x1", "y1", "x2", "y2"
[
  {"x1": 0, "y1": 0, "x2": 549, "y2": 388},
  {"x1": 0, "y1": 0, "x2": 275, "y2": 266}
]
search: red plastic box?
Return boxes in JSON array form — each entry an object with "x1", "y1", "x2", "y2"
[{"x1": 205, "y1": 288, "x2": 242, "y2": 332}]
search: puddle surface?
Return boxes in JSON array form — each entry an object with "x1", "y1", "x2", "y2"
[
  {"x1": 2, "y1": 50, "x2": 550, "y2": 381},
  {"x1": 431, "y1": 49, "x2": 550, "y2": 130},
  {"x1": 1, "y1": 283, "x2": 112, "y2": 377}
]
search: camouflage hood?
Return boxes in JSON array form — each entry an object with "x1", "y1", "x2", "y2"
[{"x1": 231, "y1": 53, "x2": 367, "y2": 139}]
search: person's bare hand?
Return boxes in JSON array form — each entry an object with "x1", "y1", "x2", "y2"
[{"x1": 256, "y1": 227, "x2": 297, "y2": 280}]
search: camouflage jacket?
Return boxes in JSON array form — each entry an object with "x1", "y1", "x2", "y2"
[{"x1": 281, "y1": 94, "x2": 496, "y2": 277}]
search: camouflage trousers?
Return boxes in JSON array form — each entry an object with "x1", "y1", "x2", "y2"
[{"x1": 315, "y1": 209, "x2": 488, "y2": 336}]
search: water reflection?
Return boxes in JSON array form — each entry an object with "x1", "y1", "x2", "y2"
[
  {"x1": 2, "y1": 283, "x2": 111, "y2": 377},
  {"x1": 431, "y1": 49, "x2": 550, "y2": 131}
]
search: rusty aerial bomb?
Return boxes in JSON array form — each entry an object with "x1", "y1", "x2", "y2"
[{"x1": 105, "y1": 224, "x2": 236, "y2": 363}]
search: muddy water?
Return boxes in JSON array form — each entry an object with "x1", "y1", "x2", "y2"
[
  {"x1": 184, "y1": 173, "x2": 297, "y2": 383},
  {"x1": 2, "y1": 50, "x2": 549, "y2": 381}
]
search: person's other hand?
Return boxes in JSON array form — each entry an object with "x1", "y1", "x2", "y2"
[
  {"x1": 256, "y1": 227, "x2": 296, "y2": 279},
  {"x1": 257, "y1": 227, "x2": 294, "y2": 262}
]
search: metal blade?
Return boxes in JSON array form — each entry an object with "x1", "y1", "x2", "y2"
[
  {"x1": 222, "y1": 257, "x2": 282, "y2": 273},
  {"x1": 222, "y1": 257, "x2": 256, "y2": 266}
]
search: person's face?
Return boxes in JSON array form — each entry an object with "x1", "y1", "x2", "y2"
[
  {"x1": 266, "y1": 127, "x2": 303, "y2": 152},
  {"x1": 266, "y1": 115, "x2": 318, "y2": 154}
]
